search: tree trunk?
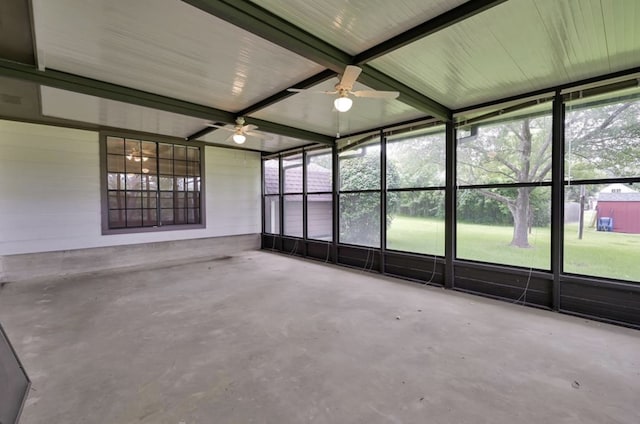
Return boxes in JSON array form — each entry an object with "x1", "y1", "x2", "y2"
[{"x1": 510, "y1": 187, "x2": 531, "y2": 247}]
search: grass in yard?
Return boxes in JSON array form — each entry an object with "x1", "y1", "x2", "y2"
[
  {"x1": 457, "y1": 222, "x2": 551, "y2": 269},
  {"x1": 387, "y1": 215, "x2": 640, "y2": 282},
  {"x1": 386, "y1": 215, "x2": 444, "y2": 256},
  {"x1": 564, "y1": 222, "x2": 640, "y2": 281}
]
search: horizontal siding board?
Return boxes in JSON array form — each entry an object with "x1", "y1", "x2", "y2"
[{"x1": 0, "y1": 120, "x2": 261, "y2": 255}]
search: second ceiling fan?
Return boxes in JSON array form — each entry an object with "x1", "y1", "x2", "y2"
[
  {"x1": 207, "y1": 117, "x2": 261, "y2": 144},
  {"x1": 288, "y1": 65, "x2": 399, "y2": 112}
]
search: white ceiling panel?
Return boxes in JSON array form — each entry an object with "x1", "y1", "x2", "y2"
[
  {"x1": 567, "y1": 0, "x2": 638, "y2": 72},
  {"x1": 250, "y1": 0, "x2": 467, "y2": 55},
  {"x1": 370, "y1": 0, "x2": 640, "y2": 110},
  {"x1": 197, "y1": 128, "x2": 313, "y2": 153},
  {"x1": 32, "y1": 0, "x2": 325, "y2": 112},
  {"x1": 249, "y1": 77, "x2": 426, "y2": 137},
  {"x1": 40, "y1": 86, "x2": 210, "y2": 139}
]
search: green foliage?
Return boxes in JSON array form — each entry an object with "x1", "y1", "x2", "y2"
[
  {"x1": 453, "y1": 96, "x2": 640, "y2": 247},
  {"x1": 385, "y1": 131, "x2": 446, "y2": 223},
  {"x1": 307, "y1": 151, "x2": 332, "y2": 171},
  {"x1": 457, "y1": 190, "x2": 512, "y2": 225},
  {"x1": 566, "y1": 100, "x2": 640, "y2": 179},
  {"x1": 339, "y1": 192, "x2": 380, "y2": 246},
  {"x1": 386, "y1": 133, "x2": 446, "y2": 188},
  {"x1": 528, "y1": 188, "x2": 551, "y2": 226},
  {"x1": 339, "y1": 147, "x2": 400, "y2": 246},
  {"x1": 391, "y1": 191, "x2": 445, "y2": 219},
  {"x1": 339, "y1": 148, "x2": 380, "y2": 190},
  {"x1": 457, "y1": 115, "x2": 553, "y2": 185}
]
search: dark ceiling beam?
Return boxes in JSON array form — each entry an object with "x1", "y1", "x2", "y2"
[
  {"x1": 244, "y1": 117, "x2": 334, "y2": 146},
  {"x1": 181, "y1": 0, "x2": 349, "y2": 72},
  {"x1": 237, "y1": 69, "x2": 336, "y2": 116},
  {"x1": 181, "y1": 0, "x2": 450, "y2": 120},
  {"x1": 187, "y1": 70, "x2": 337, "y2": 141},
  {"x1": 0, "y1": 59, "x2": 333, "y2": 145},
  {"x1": 353, "y1": 0, "x2": 509, "y2": 65},
  {"x1": 0, "y1": 58, "x2": 234, "y2": 121},
  {"x1": 185, "y1": 124, "x2": 219, "y2": 141}
]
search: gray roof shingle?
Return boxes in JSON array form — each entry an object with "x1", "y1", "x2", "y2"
[{"x1": 264, "y1": 162, "x2": 331, "y2": 195}]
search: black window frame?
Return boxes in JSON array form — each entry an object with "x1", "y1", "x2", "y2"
[
  {"x1": 454, "y1": 100, "x2": 555, "y2": 271},
  {"x1": 337, "y1": 135, "x2": 382, "y2": 248},
  {"x1": 305, "y1": 146, "x2": 334, "y2": 242},
  {"x1": 561, "y1": 86, "x2": 640, "y2": 282},
  {"x1": 385, "y1": 123, "x2": 447, "y2": 257},
  {"x1": 100, "y1": 131, "x2": 206, "y2": 235}
]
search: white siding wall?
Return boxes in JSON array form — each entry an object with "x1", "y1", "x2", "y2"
[{"x1": 0, "y1": 120, "x2": 261, "y2": 255}]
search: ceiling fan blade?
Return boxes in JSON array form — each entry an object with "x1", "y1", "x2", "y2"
[
  {"x1": 339, "y1": 65, "x2": 362, "y2": 89},
  {"x1": 206, "y1": 123, "x2": 235, "y2": 132},
  {"x1": 352, "y1": 90, "x2": 399, "y2": 99},
  {"x1": 242, "y1": 124, "x2": 258, "y2": 132}
]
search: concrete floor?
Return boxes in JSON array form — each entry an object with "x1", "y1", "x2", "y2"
[{"x1": 0, "y1": 251, "x2": 639, "y2": 424}]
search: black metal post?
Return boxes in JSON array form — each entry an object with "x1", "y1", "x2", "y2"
[
  {"x1": 278, "y1": 154, "x2": 284, "y2": 250},
  {"x1": 551, "y1": 90, "x2": 565, "y2": 310},
  {"x1": 332, "y1": 143, "x2": 339, "y2": 264},
  {"x1": 444, "y1": 120, "x2": 456, "y2": 289},
  {"x1": 380, "y1": 129, "x2": 387, "y2": 274},
  {"x1": 302, "y1": 150, "x2": 308, "y2": 257},
  {"x1": 260, "y1": 155, "x2": 265, "y2": 247}
]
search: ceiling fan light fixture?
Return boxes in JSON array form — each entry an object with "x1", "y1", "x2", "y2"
[
  {"x1": 232, "y1": 133, "x2": 246, "y2": 144},
  {"x1": 127, "y1": 151, "x2": 148, "y2": 162},
  {"x1": 334, "y1": 96, "x2": 353, "y2": 112}
]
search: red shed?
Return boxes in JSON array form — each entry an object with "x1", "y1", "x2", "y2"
[{"x1": 597, "y1": 192, "x2": 640, "y2": 234}]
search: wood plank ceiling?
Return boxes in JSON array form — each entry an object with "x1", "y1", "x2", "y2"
[{"x1": 0, "y1": 0, "x2": 638, "y2": 152}]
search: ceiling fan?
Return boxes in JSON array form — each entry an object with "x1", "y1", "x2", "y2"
[
  {"x1": 207, "y1": 117, "x2": 261, "y2": 144},
  {"x1": 287, "y1": 65, "x2": 399, "y2": 112}
]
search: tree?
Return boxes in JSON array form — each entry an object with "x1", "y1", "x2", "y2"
[
  {"x1": 457, "y1": 95, "x2": 640, "y2": 248},
  {"x1": 565, "y1": 100, "x2": 640, "y2": 179},
  {"x1": 458, "y1": 116, "x2": 552, "y2": 247}
]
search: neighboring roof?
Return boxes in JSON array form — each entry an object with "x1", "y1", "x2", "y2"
[
  {"x1": 599, "y1": 183, "x2": 638, "y2": 194},
  {"x1": 264, "y1": 162, "x2": 332, "y2": 195},
  {"x1": 598, "y1": 192, "x2": 640, "y2": 202}
]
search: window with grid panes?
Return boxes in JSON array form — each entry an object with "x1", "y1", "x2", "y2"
[{"x1": 104, "y1": 135, "x2": 203, "y2": 232}]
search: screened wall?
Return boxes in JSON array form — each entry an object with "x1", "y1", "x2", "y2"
[{"x1": 262, "y1": 77, "x2": 640, "y2": 328}]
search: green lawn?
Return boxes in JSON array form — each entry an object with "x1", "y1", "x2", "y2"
[
  {"x1": 456, "y1": 221, "x2": 551, "y2": 269},
  {"x1": 387, "y1": 215, "x2": 640, "y2": 282},
  {"x1": 386, "y1": 215, "x2": 445, "y2": 256},
  {"x1": 564, "y1": 221, "x2": 640, "y2": 281}
]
